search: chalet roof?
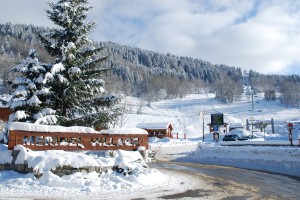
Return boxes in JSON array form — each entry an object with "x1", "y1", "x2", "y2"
[{"x1": 136, "y1": 122, "x2": 173, "y2": 130}]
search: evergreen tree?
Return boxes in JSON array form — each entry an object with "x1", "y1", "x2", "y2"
[
  {"x1": 7, "y1": 49, "x2": 55, "y2": 123},
  {"x1": 38, "y1": 0, "x2": 119, "y2": 128}
]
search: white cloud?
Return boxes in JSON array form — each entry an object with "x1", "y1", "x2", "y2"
[
  {"x1": 89, "y1": 0, "x2": 300, "y2": 74},
  {"x1": 0, "y1": 0, "x2": 56, "y2": 27},
  {"x1": 191, "y1": 1, "x2": 300, "y2": 74},
  {"x1": 1, "y1": 0, "x2": 300, "y2": 75}
]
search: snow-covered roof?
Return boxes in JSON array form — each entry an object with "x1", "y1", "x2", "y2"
[
  {"x1": 9, "y1": 122, "x2": 99, "y2": 133},
  {"x1": 100, "y1": 128, "x2": 148, "y2": 135},
  {"x1": 9, "y1": 122, "x2": 148, "y2": 135},
  {"x1": 136, "y1": 122, "x2": 173, "y2": 130}
]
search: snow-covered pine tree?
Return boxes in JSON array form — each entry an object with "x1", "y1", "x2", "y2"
[
  {"x1": 7, "y1": 49, "x2": 55, "y2": 124},
  {"x1": 37, "y1": 0, "x2": 120, "y2": 128}
]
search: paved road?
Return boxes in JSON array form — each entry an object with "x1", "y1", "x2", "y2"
[
  {"x1": 150, "y1": 144, "x2": 300, "y2": 199},
  {"x1": 151, "y1": 161, "x2": 300, "y2": 199}
]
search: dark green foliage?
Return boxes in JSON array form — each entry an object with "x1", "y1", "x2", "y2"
[
  {"x1": 36, "y1": 0, "x2": 120, "y2": 127},
  {"x1": 7, "y1": 49, "x2": 54, "y2": 123}
]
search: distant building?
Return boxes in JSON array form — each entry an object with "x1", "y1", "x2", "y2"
[
  {"x1": 0, "y1": 95, "x2": 11, "y2": 122},
  {"x1": 136, "y1": 122, "x2": 173, "y2": 138},
  {"x1": 0, "y1": 107, "x2": 11, "y2": 122}
]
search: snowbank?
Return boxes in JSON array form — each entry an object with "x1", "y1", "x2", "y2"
[
  {"x1": 149, "y1": 137, "x2": 198, "y2": 149},
  {"x1": 0, "y1": 144, "x2": 171, "y2": 199},
  {"x1": 220, "y1": 140, "x2": 299, "y2": 146},
  {"x1": 10, "y1": 145, "x2": 145, "y2": 173},
  {"x1": 9, "y1": 122, "x2": 98, "y2": 133},
  {"x1": 0, "y1": 167, "x2": 170, "y2": 199},
  {"x1": 182, "y1": 142, "x2": 300, "y2": 177}
]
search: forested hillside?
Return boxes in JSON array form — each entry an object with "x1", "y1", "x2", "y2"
[{"x1": 1, "y1": 23, "x2": 300, "y2": 106}]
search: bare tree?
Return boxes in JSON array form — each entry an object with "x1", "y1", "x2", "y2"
[
  {"x1": 280, "y1": 81, "x2": 300, "y2": 107},
  {"x1": 136, "y1": 98, "x2": 145, "y2": 114},
  {"x1": 113, "y1": 99, "x2": 129, "y2": 128},
  {"x1": 213, "y1": 74, "x2": 243, "y2": 103},
  {"x1": 261, "y1": 76, "x2": 277, "y2": 101}
]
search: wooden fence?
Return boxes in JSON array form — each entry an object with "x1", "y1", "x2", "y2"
[{"x1": 8, "y1": 130, "x2": 148, "y2": 151}]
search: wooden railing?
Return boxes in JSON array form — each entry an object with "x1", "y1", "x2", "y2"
[{"x1": 8, "y1": 130, "x2": 148, "y2": 151}]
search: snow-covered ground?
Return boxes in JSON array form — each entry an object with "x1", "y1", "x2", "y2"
[
  {"x1": 0, "y1": 143, "x2": 173, "y2": 199},
  {"x1": 0, "y1": 92, "x2": 300, "y2": 199}
]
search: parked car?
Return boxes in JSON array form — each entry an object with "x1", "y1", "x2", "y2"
[
  {"x1": 222, "y1": 135, "x2": 248, "y2": 141},
  {"x1": 241, "y1": 135, "x2": 258, "y2": 140}
]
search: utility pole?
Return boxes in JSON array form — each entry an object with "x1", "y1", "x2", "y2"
[
  {"x1": 249, "y1": 91, "x2": 257, "y2": 111},
  {"x1": 250, "y1": 117, "x2": 254, "y2": 138},
  {"x1": 251, "y1": 94, "x2": 254, "y2": 111},
  {"x1": 200, "y1": 111, "x2": 205, "y2": 142}
]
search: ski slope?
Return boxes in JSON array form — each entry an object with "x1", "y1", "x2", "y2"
[{"x1": 123, "y1": 92, "x2": 300, "y2": 141}]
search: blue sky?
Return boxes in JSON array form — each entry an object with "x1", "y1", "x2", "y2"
[{"x1": 1, "y1": 0, "x2": 300, "y2": 75}]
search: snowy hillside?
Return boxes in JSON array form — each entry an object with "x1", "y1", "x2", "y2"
[{"x1": 123, "y1": 92, "x2": 300, "y2": 141}]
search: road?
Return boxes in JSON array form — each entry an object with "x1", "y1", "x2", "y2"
[{"x1": 149, "y1": 144, "x2": 300, "y2": 200}]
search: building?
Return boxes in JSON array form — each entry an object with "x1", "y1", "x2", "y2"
[
  {"x1": 136, "y1": 122, "x2": 173, "y2": 138},
  {"x1": 0, "y1": 107, "x2": 11, "y2": 122}
]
